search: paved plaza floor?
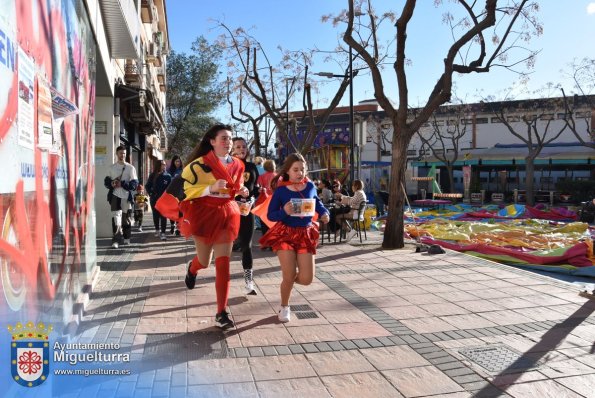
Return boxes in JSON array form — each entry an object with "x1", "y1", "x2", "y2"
[{"x1": 57, "y1": 226, "x2": 595, "y2": 397}]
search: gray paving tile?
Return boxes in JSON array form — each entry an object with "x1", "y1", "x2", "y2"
[
  {"x1": 274, "y1": 345, "x2": 292, "y2": 355},
  {"x1": 453, "y1": 374, "x2": 484, "y2": 384},
  {"x1": 437, "y1": 361, "x2": 467, "y2": 371},
  {"x1": 431, "y1": 332, "x2": 450, "y2": 341},
  {"x1": 314, "y1": 342, "x2": 333, "y2": 352},
  {"x1": 414, "y1": 345, "x2": 444, "y2": 354},
  {"x1": 388, "y1": 336, "x2": 407, "y2": 345},
  {"x1": 234, "y1": 347, "x2": 250, "y2": 358},
  {"x1": 428, "y1": 355, "x2": 459, "y2": 365},
  {"x1": 352, "y1": 339, "x2": 371, "y2": 349},
  {"x1": 248, "y1": 347, "x2": 264, "y2": 357},
  {"x1": 288, "y1": 344, "x2": 305, "y2": 354},
  {"x1": 262, "y1": 346, "x2": 277, "y2": 356},
  {"x1": 339, "y1": 340, "x2": 358, "y2": 350},
  {"x1": 328, "y1": 341, "x2": 345, "y2": 351},
  {"x1": 363, "y1": 338, "x2": 383, "y2": 348},
  {"x1": 444, "y1": 367, "x2": 476, "y2": 377}
]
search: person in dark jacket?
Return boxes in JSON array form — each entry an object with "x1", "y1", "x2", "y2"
[
  {"x1": 231, "y1": 137, "x2": 260, "y2": 295},
  {"x1": 145, "y1": 160, "x2": 172, "y2": 241},
  {"x1": 167, "y1": 155, "x2": 184, "y2": 234}
]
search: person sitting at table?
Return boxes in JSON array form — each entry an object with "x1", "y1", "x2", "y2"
[
  {"x1": 327, "y1": 180, "x2": 350, "y2": 233},
  {"x1": 334, "y1": 179, "x2": 367, "y2": 242},
  {"x1": 331, "y1": 179, "x2": 350, "y2": 199},
  {"x1": 318, "y1": 180, "x2": 333, "y2": 204}
]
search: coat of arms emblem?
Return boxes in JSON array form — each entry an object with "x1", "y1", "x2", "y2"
[{"x1": 8, "y1": 321, "x2": 52, "y2": 387}]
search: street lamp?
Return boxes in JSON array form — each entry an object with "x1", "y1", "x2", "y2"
[{"x1": 315, "y1": 48, "x2": 359, "y2": 184}]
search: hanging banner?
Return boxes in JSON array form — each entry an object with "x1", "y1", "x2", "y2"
[{"x1": 51, "y1": 87, "x2": 79, "y2": 118}]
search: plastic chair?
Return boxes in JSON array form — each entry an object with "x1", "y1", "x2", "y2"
[
  {"x1": 320, "y1": 219, "x2": 332, "y2": 245},
  {"x1": 339, "y1": 201, "x2": 368, "y2": 243}
]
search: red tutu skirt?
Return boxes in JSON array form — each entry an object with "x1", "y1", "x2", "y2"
[
  {"x1": 179, "y1": 196, "x2": 240, "y2": 244},
  {"x1": 259, "y1": 222, "x2": 320, "y2": 254}
]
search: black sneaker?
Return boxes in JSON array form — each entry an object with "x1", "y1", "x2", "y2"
[
  {"x1": 185, "y1": 262, "x2": 197, "y2": 290},
  {"x1": 215, "y1": 310, "x2": 234, "y2": 329}
]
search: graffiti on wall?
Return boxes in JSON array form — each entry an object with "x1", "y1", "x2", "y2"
[{"x1": 0, "y1": 0, "x2": 96, "y2": 326}]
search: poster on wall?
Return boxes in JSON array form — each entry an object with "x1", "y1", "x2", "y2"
[
  {"x1": 0, "y1": 13, "x2": 17, "y2": 144},
  {"x1": 37, "y1": 77, "x2": 54, "y2": 150},
  {"x1": 17, "y1": 47, "x2": 35, "y2": 150},
  {"x1": 51, "y1": 117, "x2": 63, "y2": 155}
]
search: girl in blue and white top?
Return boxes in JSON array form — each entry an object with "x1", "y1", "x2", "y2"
[{"x1": 259, "y1": 153, "x2": 330, "y2": 322}]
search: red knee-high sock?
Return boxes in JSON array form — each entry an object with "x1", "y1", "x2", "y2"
[
  {"x1": 215, "y1": 256, "x2": 231, "y2": 313},
  {"x1": 189, "y1": 256, "x2": 206, "y2": 275}
]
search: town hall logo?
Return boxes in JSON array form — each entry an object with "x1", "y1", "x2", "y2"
[{"x1": 7, "y1": 321, "x2": 53, "y2": 387}]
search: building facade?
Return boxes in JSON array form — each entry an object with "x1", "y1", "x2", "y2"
[
  {"x1": 283, "y1": 97, "x2": 594, "y2": 200},
  {"x1": 0, "y1": 0, "x2": 168, "y2": 336}
]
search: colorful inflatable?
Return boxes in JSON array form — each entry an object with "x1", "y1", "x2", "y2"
[{"x1": 403, "y1": 204, "x2": 595, "y2": 277}]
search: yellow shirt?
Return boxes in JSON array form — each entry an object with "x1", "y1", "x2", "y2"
[{"x1": 181, "y1": 157, "x2": 219, "y2": 200}]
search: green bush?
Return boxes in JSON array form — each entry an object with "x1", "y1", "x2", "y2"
[{"x1": 555, "y1": 179, "x2": 595, "y2": 202}]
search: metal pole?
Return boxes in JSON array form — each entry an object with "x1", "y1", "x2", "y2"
[
  {"x1": 349, "y1": 45, "x2": 355, "y2": 184},
  {"x1": 286, "y1": 80, "x2": 290, "y2": 135},
  {"x1": 286, "y1": 79, "x2": 290, "y2": 155}
]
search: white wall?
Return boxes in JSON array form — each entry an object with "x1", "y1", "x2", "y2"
[{"x1": 94, "y1": 96, "x2": 118, "y2": 238}]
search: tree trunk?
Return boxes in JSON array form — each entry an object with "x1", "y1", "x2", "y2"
[
  {"x1": 446, "y1": 164, "x2": 455, "y2": 193},
  {"x1": 251, "y1": 119, "x2": 262, "y2": 156},
  {"x1": 382, "y1": 128, "x2": 410, "y2": 249},
  {"x1": 525, "y1": 157, "x2": 535, "y2": 206}
]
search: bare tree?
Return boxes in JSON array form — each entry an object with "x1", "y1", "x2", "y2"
[
  {"x1": 217, "y1": 22, "x2": 353, "y2": 155},
  {"x1": 486, "y1": 98, "x2": 567, "y2": 205},
  {"x1": 339, "y1": 0, "x2": 540, "y2": 249},
  {"x1": 365, "y1": 114, "x2": 392, "y2": 161},
  {"x1": 560, "y1": 58, "x2": 595, "y2": 149},
  {"x1": 226, "y1": 77, "x2": 267, "y2": 154},
  {"x1": 417, "y1": 105, "x2": 470, "y2": 192}
]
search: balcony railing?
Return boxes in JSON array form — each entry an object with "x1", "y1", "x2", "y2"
[
  {"x1": 124, "y1": 59, "x2": 141, "y2": 83},
  {"x1": 156, "y1": 66, "x2": 165, "y2": 84},
  {"x1": 141, "y1": 0, "x2": 157, "y2": 23}
]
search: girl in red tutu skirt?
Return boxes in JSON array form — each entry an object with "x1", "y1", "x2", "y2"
[
  {"x1": 179, "y1": 124, "x2": 249, "y2": 329},
  {"x1": 259, "y1": 153, "x2": 330, "y2": 322}
]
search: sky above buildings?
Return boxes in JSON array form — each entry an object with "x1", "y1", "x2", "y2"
[{"x1": 166, "y1": 1, "x2": 595, "y2": 116}]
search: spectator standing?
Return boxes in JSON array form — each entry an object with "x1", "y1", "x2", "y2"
[
  {"x1": 133, "y1": 184, "x2": 149, "y2": 232},
  {"x1": 104, "y1": 145, "x2": 138, "y2": 249},
  {"x1": 167, "y1": 155, "x2": 184, "y2": 234},
  {"x1": 146, "y1": 160, "x2": 172, "y2": 241}
]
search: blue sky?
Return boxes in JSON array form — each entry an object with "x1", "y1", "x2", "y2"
[{"x1": 166, "y1": 1, "x2": 595, "y2": 115}]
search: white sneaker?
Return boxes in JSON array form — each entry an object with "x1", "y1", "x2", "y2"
[
  {"x1": 123, "y1": 239, "x2": 131, "y2": 245},
  {"x1": 278, "y1": 306, "x2": 291, "y2": 323},
  {"x1": 154, "y1": 232, "x2": 160, "y2": 237},
  {"x1": 111, "y1": 242, "x2": 119, "y2": 249},
  {"x1": 138, "y1": 227, "x2": 143, "y2": 232},
  {"x1": 160, "y1": 232, "x2": 167, "y2": 241},
  {"x1": 245, "y1": 281, "x2": 257, "y2": 296},
  {"x1": 345, "y1": 229, "x2": 357, "y2": 243}
]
